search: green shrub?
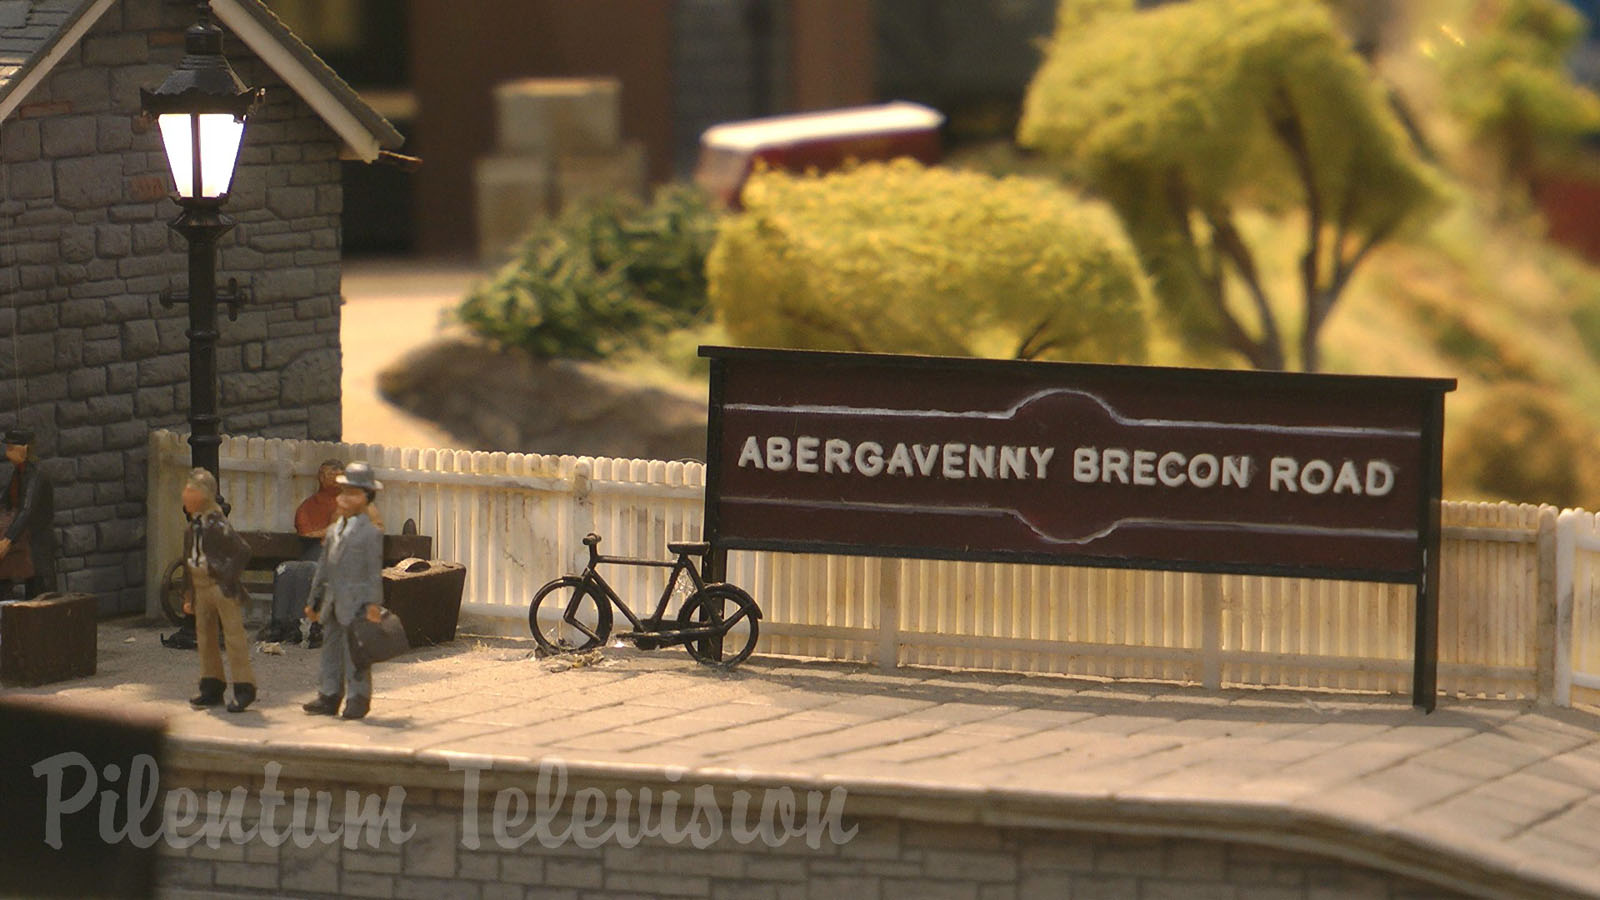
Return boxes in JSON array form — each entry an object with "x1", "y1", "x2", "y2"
[
  {"x1": 453, "y1": 184, "x2": 720, "y2": 359},
  {"x1": 707, "y1": 159, "x2": 1153, "y2": 363}
]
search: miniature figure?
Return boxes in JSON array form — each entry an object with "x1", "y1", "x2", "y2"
[
  {"x1": 258, "y1": 458, "x2": 345, "y2": 646},
  {"x1": 302, "y1": 462, "x2": 385, "y2": 720},
  {"x1": 0, "y1": 428, "x2": 57, "y2": 601},
  {"x1": 180, "y1": 468, "x2": 256, "y2": 712}
]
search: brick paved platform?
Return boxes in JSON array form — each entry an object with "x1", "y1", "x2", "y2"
[{"x1": 6, "y1": 618, "x2": 1600, "y2": 899}]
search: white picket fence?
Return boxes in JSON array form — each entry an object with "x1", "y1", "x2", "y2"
[{"x1": 146, "y1": 430, "x2": 1600, "y2": 705}]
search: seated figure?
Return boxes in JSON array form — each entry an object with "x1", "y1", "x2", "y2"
[{"x1": 259, "y1": 459, "x2": 344, "y2": 646}]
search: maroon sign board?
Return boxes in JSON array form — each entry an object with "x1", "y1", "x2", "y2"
[{"x1": 700, "y1": 346, "x2": 1455, "y2": 710}]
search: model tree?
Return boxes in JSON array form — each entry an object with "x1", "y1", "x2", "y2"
[
  {"x1": 708, "y1": 160, "x2": 1153, "y2": 363},
  {"x1": 1436, "y1": 0, "x2": 1600, "y2": 195},
  {"x1": 1018, "y1": 0, "x2": 1444, "y2": 371}
]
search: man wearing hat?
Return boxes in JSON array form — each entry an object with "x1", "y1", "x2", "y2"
[
  {"x1": 302, "y1": 461, "x2": 386, "y2": 720},
  {"x1": 0, "y1": 428, "x2": 56, "y2": 601}
]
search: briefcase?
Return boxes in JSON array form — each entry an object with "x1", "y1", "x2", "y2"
[{"x1": 347, "y1": 608, "x2": 409, "y2": 669}]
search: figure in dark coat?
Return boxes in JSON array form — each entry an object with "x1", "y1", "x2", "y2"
[{"x1": 0, "y1": 428, "x2": 57, "y2": 600}]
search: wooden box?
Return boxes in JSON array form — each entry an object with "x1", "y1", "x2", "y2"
[
  {"x1": 1, "y1": 592, "x2": 97, "y2": 686},
  {"x1": 381, "y1": 559, "x2": 466, "y2": 647}
]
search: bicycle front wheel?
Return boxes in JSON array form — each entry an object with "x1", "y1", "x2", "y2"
[
  {"x1": 677, "y1": 585, "x2": 760, "y2": 667},
  {"x1": 529, "y1": 576, "x2": 612, "y2": 653}
]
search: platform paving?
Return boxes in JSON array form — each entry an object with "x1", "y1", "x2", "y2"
[{"x1": 6, "y1": 618, "x2": 1600, "y2": 899}]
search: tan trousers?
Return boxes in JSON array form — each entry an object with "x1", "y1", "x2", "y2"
[{"x1": 190, "y1": 566, "x2": 255, "y2": 684}]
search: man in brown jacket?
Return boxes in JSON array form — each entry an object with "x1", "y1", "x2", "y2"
[{"x1": 180, "y1": 468, "x2": 256, "y2": 712}]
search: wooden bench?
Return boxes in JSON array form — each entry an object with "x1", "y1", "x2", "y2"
[{"x1": 158, "y1": 527, "x2": 433, "y2": 625}]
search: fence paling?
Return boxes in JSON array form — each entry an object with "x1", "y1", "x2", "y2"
[
  {"x1": 1562, "y1": 509, "x2": 1600, "y2": 700},
  {"x1": 150, "y1": 431, "x2": 1592, "y2": 702}
]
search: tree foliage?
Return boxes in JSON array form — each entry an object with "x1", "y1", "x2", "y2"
[
  {"x1": 453, "y1": 185, "x2": 719, "y2": 360},
  {"x1": 707, "y1": 160, "x2": 1153, "y2": 363},
  {"x1": 1018, "y1": 0, "x2": 1445, "y2": 371},
  {"x1": 1436, "y1": 0, "x2": 1600, "y2": 189}
]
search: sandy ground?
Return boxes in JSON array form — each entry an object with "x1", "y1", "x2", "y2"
[{"x1": 338, "y1": 257, "x2": 492, "y2": 450}]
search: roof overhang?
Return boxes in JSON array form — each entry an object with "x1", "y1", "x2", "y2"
[
  {"x1": 0, "y1": 0, "x2": 116, "y2": 124},
  {"x1": 0, "y1": 0, "x2": 403, "y2": 163},
  {"x1": 209, "y1": 0, "x2": 400, "y2": 162}
]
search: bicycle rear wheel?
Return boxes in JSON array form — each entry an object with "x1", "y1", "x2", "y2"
[
  {"x1": 160, "y1": 559, "x2": 187, "y2": 626},
  {"x1": 529, "y1": 576, "x2": 612, "y2": 653},
  {"x1": 677, "y1": 584, "x2": 760, "y2": 667}
]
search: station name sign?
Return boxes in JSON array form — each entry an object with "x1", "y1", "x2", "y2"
[{"x1": 701, "y1": 347, "x2": 1454, "y2": 584}]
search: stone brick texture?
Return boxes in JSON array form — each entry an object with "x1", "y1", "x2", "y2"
[
  {"x1": 149, "y1": 769, "x2": 1473, "y2": 900},
  {"x1": 0, "y1": 1, "x2": 344, "y2": 613}
]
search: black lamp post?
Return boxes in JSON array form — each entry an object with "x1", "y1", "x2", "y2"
[{"x1": 140, "y1": 0, "x2": 262, "y2": 481}]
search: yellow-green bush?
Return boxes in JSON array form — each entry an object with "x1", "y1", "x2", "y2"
[
  {"x1": 707, "y1": 160, "x2": 1153, "y2": 362},
  {"x1": 1446, "y1": 383, "x2": 1599, "y2": 507}
]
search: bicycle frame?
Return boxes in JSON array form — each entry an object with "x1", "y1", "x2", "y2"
[
  {"x1": 530, "y1": 533, "x2": 761, "y2": 665},
  {"x1": 579, "y1": 541, "x2": 707, "y2": 634}
]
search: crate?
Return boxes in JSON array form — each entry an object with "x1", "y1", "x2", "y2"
[
  {"x1": 1, "y1": 592, "x2": 97, "y2": 686},
  {"x1": 381, "y1": 559, "x2": 466, "y2": 647}
]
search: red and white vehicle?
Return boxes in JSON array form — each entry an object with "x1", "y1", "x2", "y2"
[{"x1": 694, "y1": 101, "x2": 945, "y2": 209}]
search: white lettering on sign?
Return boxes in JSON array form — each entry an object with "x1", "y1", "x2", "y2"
[
  {"x1": 1269, "y1": 457, "x2": 1396, "y2": 496},
  {"x1": 738, "y1": 436, "x2": 1396, "y2": 499},
  {"x1": 1072, "y1": 448, "x2": 1254, "y2": 490},
  {"x1": 736, "y1": 436, "x2": 1056, "y2": 480},
  {"x1": 796, "y1": 436, "x2": 820, "y2": 473}
]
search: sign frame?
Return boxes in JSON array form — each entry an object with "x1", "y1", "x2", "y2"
[{"x1": 700, "y1": 346, "x2": 1454, "y2": 710}]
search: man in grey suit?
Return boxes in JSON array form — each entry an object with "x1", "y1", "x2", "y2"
[{"x1": 302, "y1": 462, "x2": 385, "y2": 720}]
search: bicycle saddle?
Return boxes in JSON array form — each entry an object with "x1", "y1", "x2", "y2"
[
  {"x1": 583, "y1": 533, "x2": 602, "y2": 547},
  {"x1": 668, "y1": 541, "x2": 710, "y2": 556}
]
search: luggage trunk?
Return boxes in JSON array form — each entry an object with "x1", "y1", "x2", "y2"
[
  {"x1": 1, "y1": 592, "x2": 97, "y2": 685},
  {"x1": 381, "y1": 558, "x2": 465, "y2": 646}
]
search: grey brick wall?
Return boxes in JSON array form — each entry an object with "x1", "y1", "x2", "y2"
[
  {"x1": 148, "y1": 768, "x2": 1473, "y2": 900},
  {"x1": 0, "y1": 0, "x2": 344, "y2": 613}
]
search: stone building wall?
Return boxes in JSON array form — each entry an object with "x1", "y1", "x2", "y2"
[{"x1": 0, "y1": 0, "x2": 344, "y2": 613}]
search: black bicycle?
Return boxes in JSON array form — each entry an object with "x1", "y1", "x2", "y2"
[{"x1": 528, "y1": 533, "x2": 761, "y2": 667}]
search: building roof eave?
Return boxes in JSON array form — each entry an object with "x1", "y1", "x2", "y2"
[
  {"x1": 0, "y1": 0, "x2": 115, "y2": 125},
  {"x1": 0, "y1": 0, "x2": 406, "y2": 164},
  {"x1": 210, "y1": 0, "x2": 404, "y2": 162}
]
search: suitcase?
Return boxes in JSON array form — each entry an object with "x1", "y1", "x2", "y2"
[
  {"x1": 380, "y1": 558, "x2": 465, "y2": 647},
  {"x1": 347, "y1": 608, "x2": 410, "y2": 669},
  {"x1": 1, "y1": 592, "x2": 97, "y2": 686}
]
